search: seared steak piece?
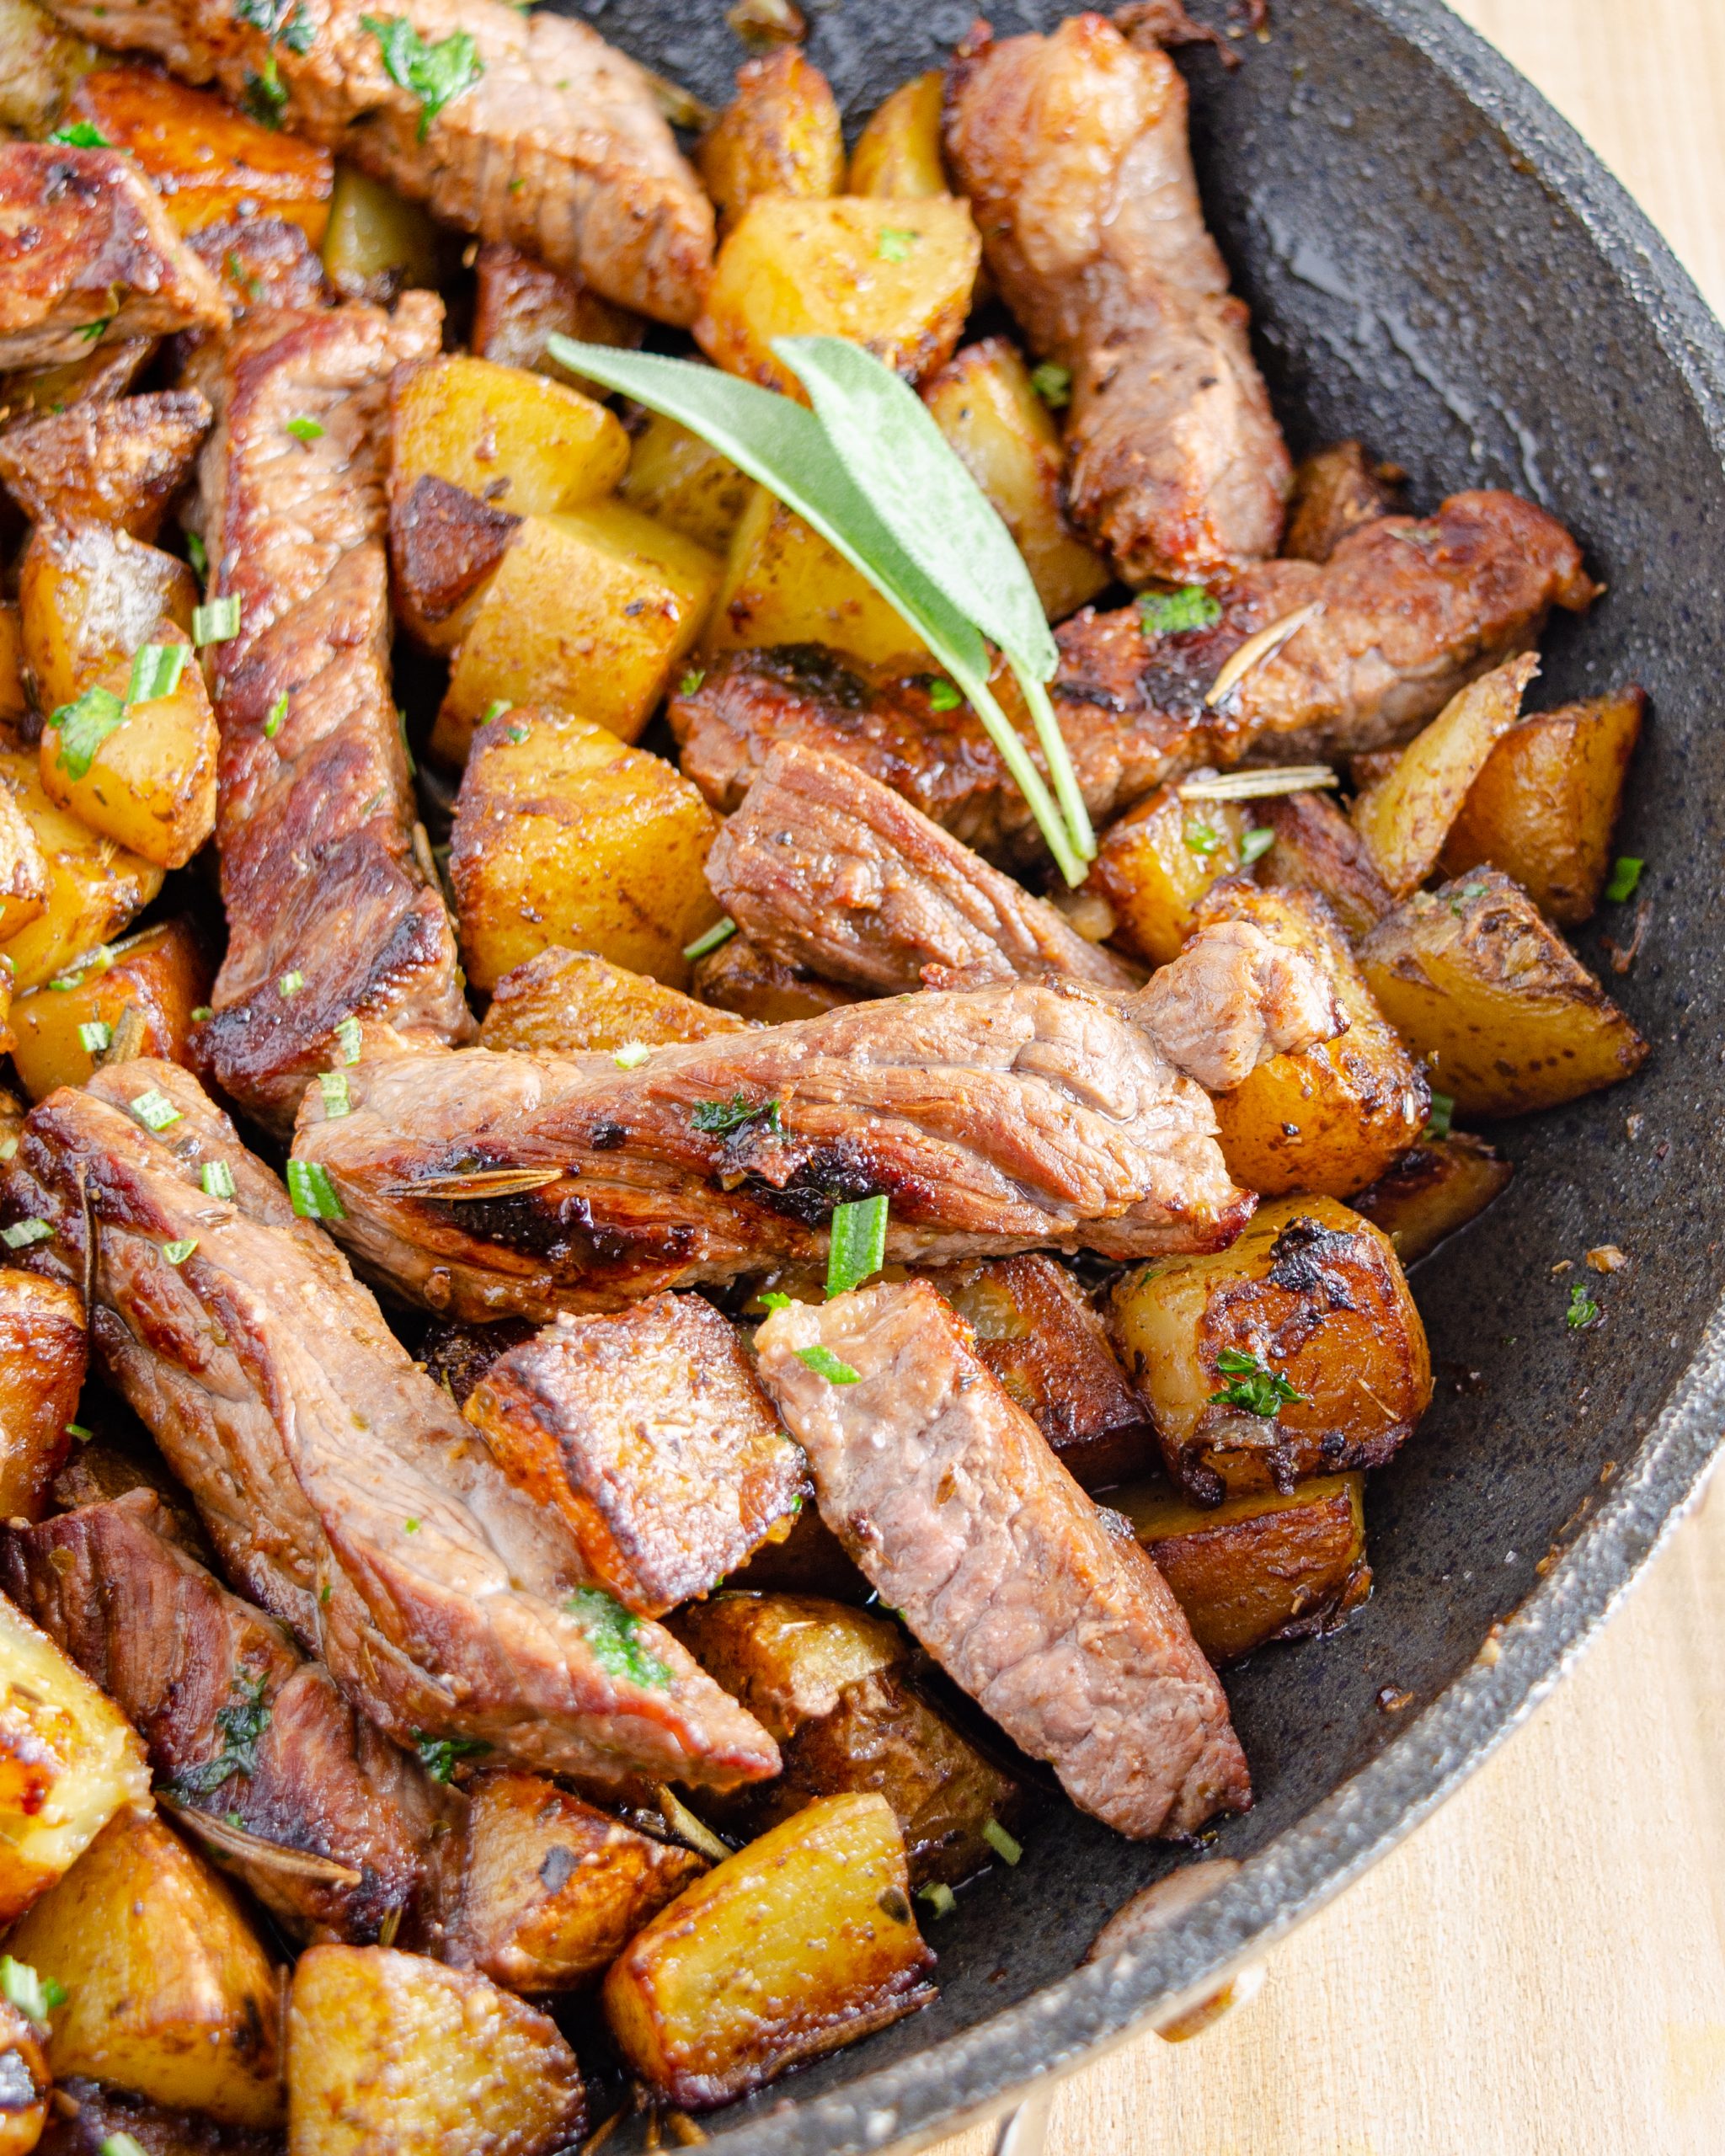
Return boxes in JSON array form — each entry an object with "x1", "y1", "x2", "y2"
[
  {"x1": 944, "y1": 15, "x2": 1290, "y2": 585},
  {"x1": 2, "y1": 1489, "x2": 449, "y2": 1944},
  {"x1": 191, "y1": 296, "x2": 473, "y2": 1133},
  {"x1": 707, "y1": 743, "x2": 1140, "y2": 996},
  {"x1": 463, "y1": 1292, "x2": 807, "y2": 1618},
  {"x1": 1283, "y1": 440, "x2": 1405, "y2": 564},
  {"x1": 0, "y1": 388, "x2": 210, "y2": 540},
  {"x1": 291, "y1": 922, "x2": 1341, "y2": 1321},
  {"x1": 2, "y1": 1059, "x2": 778, "y2": 1795},
  {"x1": 472, "y1": 239, "x2": 645, "y2": 376},
  {"x1": 0, "y1": 144, "x2": 230, "y2": 370},
  {"x1": 754, "y1": 1280, "x2": 1252, "y2": 1838},
  {"x1": 42, "y1": 0, "x2": 714, "y2": 326}
]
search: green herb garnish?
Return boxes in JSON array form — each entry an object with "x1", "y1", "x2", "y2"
[
  {"x1": 917, "y1": 1881, "x2": 957, "y2": 1918},
  {"x1": 564, "y1": 1587, "x2": 672, "y2": 1689},
  {"x1": 161, "y1": 1239, "x2": 197, "y2": 1265},
  {"x1": 403, "y1": 1517, "x2": 419, "y2": 1533},
  {"x1": 65, "y1": 1422, "x2": 93, "y2": 1441},
  {"x1": 795, "y1": 1344, "x2": 860, "y2": 1385},
  {"x1": 361, "y1": 15, "x2": 485, "y2": 138},
  {"x1": 190, "y1": 1005, "x2": 213, "y2": 1022},
  {"x1": 690, "y1": 1093, "x2": 782, "y2": 1138},
  {"x1": 612, "y1": 1042, "x2": 651, "y2": 1070},
  {"x1": 128, "y1": 642, "x2": 187, "y2": 705},
  {"x1": 678, "y1": 670, "x2": 705, "y2": 696},
  {"x1": 1449, "y1": 880, "x2": 1488, "y2": 916},
  {"x1": 1183, "y1": 820, "x2": 1221, "y2": 857},
  {"x1": 277, "y1": 969, "x2": 305, "y2": 997},
  {"x1": 0, "y1": 1956, "x2": 64, "y2": 2025},
  {"x1": 165, "y1": 1667, "x2": 270, "y2": 1797},
  {"x1": 77, "y1": 317, "x2": 110, "y2": 344},
  {"x1": 130, "y1": 1088, "x2": 181, "y2": 1132},
  {"x1": 1028, "y1": 361, "x2": 1071, "y2": 409},
  {"x1": 50, "y1": 120, "x2": 109, "y2": 147},
  {"x1": 826, "y1": 1193, "x2": 888, "y2": 1298},
  {"x1": 875, "y1": 227, "x2": 917, "y2": 262},
  {"x1": 1239, "y1": 825, "x2": 1275, "y2": 867},
  {"x1": 51, "y1": 686, "x2": 126, "y2": 782},
  {"x1": 193, "y1": 595, "x2": 242, "y2": 646},
  {"x1": 335, "y1": 1015, "x2": 363, "y2": 1065},
  {"x1": 285, "y1": 415, "x2": 324, "y2": 441},
  {"x1": 1208, "y1": 1346, "x2": 1302, "y2": 1417},
  {"x1": 683, "y1": 915, "x2": 738, "y2": 963},
  {"x1": 1605, "y1": 856, "x2": 1644, "y2": 903},
  {"x1": 927, "y1": 678, "x2": 962, "y2": 711},
  {"x1": 1139, "y1": 586, "x2": 1222, "y2": 638},
  {"x1": 1567, "y1": 1282, "x2": 1600, "y2": 1330},
  {"x1": 77, "y1": 1019, "x2": 111, "y2": 1054},
  {"x1": 235, "y1": 0, "x2": 313, "y2": 45},
  {"x1": 0, "y1": 1219, "x2": 51, "y2": 1250},
  {"x1": 264, "y1": 690, "x2": 287, "y2": 739},
  {"x1": 201, "y1": 1160, "x2": 236, "y2": 1199},
  {"x1": 318, "y1": 1070, "x2": 350, "y2": 1118},
  {"x1": 186, "y1": 531, "x2": 208, "y2": 582},
  {"x1": 981, "y1": 1817, "x2": 1023, "y2": 1865},
  {"x1": 758, "y1": 1290, "x2": 793, "y2": 1310},
  {"x1": 1423, "y1": 1091, "x2": 1455, "y2": 1142},
  {"x1": 414, "y1": 1732, "x2": 489, "y2": 1783},
  {"x1": 287, "y1": 1159, "x2": 344, "y2": 1220},
  {"x1": 242, "y1": 54, "x2": 288, "y2": 125},
  {"x1": 99, "y1": 2137, "x2": 149, "y2": 2156}
]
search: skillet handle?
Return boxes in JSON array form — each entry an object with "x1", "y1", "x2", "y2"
[{"x1": 992, "y1": 2084, "x2": 1052, "y2": 2156}]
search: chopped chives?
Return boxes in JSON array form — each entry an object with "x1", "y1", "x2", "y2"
[
  {"x1": 981, "y1": 1817, "x2": 1023, "y2": 1865},
  {"x1": 318, "y1": 1070, "x2": 350, "y2": 1118},
  {"x1": 285, "y1": 415, "x2": 325, "y2": 440},
  {"x1": 287, "y1": 1158, "x2": 344, "y2": 1220},
  {"x1": 200, "y1": 1160, "x2": 236, "y2": 1199},
  {"x1": 335, "y1": 1015, "x2": 363, "y2": 1065},
  {"x1": 264, "y1": 691, "x2": 288, "y2": 738},
  {"x1": 192, "y1": 595, "x2": 242, "y2": 646},
  {"x1": 612, "y1": 1042, "x2": 651, "y2": 1069},
  {"x1": 161, "y1": 1239, "x2": 197, "y2": 1265},
  {"x1": 127, "y1": 641, "x2": 188, "y2": 704},
  {"x1": 0, "y1": 1219, "x2": 51, "y2": 1249},
  {"x1": 278, "y1": 970, "x2": 305, "y2": 998},
  {"x1": 683, "y1": 916, "x2": 737, "y2": 963},
  {"x1": 795, "y1": 1344, "x2": 859, "y2": 1385},
  {"x1": 130, "y1": 1089, "x2": 181, "y2": 1131},
  {"x1": 77, "y1": 1019, "x2": 112, "y2": 1054}
]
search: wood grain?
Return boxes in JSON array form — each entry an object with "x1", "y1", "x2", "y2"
[{"x1": 927, "y1": 6, "x2": 1725, "y2": 2151}]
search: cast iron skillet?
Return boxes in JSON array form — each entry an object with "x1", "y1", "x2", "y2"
[{"x1": 554, "y1": 1, "x2": 1725, "y2": 2146}]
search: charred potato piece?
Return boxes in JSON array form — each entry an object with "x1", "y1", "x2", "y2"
[
  {"x1": 0, "y1": 390, "x2": 209, "y2": 541},
  {"x1": 1082, "y1": 785, "x2": 1251, "y2": 966},
  {"x1": 8, "y1": 1812, "x2": 283, "y2": 2128},
  {"x1": 479, "y1": 946, "x2": 752, "y2": 1056},
  {"x1": 0, "y1": 750, "x2": 163, "y2": 991},
  {"x1": 1353, "y1": 1133, "x2": 1515, "y2": 1266},
  {"x1": 1439, "y1": 689, "x2": 1644, "y2": 925},
  {"x1": 450, "y1": 708, "x2": 724, "y2": 991},
  {"x1": 471, "y1": 240, "x2": 645, "y2": 384},
  {"x1": 1198, "y1": 882, "x2": 1429, "y2": 1199},
  {"x1": 690, "y1": 931, "x2": 862, "y2": 1023},
  {"x1": 67, "y1": 64, "x2": 333, "y2": 242},
  {"x1": 319, "y1": 163, "x2": 436, "y2": 301},
  {"x1": 1252, "y1": 787, "x2": 1393, "y2": 940},
  {"x1": 36, "y1": 2077, "x2": 280, "y2": 2156},
  {"x1": 1112, "y1": 1473, "x2": 1370, "y2": 1663},
  {"x1": 448, "y1": 1771, "x2": 705, "y2": 1992},
  {"x1": 387, "y1": 474, "x2": 520, "y2": 659},
  {"x1": 603, "y1": 1792, "x2": 935, "y2": 2110},
  {"x1": 1358, "y1": 869, "x2": 1649, "y2": 1117},
  {"x1": 0, "y1": 780, "x2": 48, "y2": 946},
  {"x1": 697, "y1": 50, "x2": 844, "y2": 236},
  {"x1": 928, "y1": 1254, "x2": 1155, "y2": 1488},
  {"x1": 848, "y1": 70, "x2": 949, "y2": 198},
  {"x1": 1110, "y1": 1194, "x2": 1433, "y2": 1503},
  {"x1": 697, "y1": 195, "x2": 980, "y2": 398},
  {"x1": 1281, "y1": 440, "x2": 1403, "y2": 563},
  {"x1": 286, "y1": 1945, "x2": 585, "y2": 2156},
  {"x1": 0, "y1": 0, "x2": 96, "y2": 134},
  {"x1": 702, "y1": 483, "x2": 931, "y2": 668},
  {"x1": 617, "y1": 412, "x2": 753, "y2": 556},
  {"x1": 390, "y1": 355, "x2": 628, "y2": 523},
  {"x1": 0, "y1": 1267, "x2": 85, "y2": 1520},
  {"x1": 19, "y1": 522, "x2": 196, "y2": 717},
  {"x1": 922, "y1": 340, "x2": 1110, "y2": 622},
  {"x1": 1352, "y1": 654, "x2": 1539, "y2": 895},
  {"x1": 9, "y1": 915, "x2": 211, "y2": 1099}
]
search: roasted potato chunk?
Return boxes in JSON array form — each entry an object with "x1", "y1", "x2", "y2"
[
  {"x1": 617, "y1": 412, "x2": 753, "y2": 556},
  {"x1": 478, "y1": 946, "x2": 752, "y2": 1056},
  {"x1": 319, "y1": 163, "x2": 436, "y2": 302},
  {"x1": 286, "y1": 1945, "x2": 585, "y2": 2156},
  {"x1": 0, "y1": 750, "x2": 163, "y2": 991},
  {"x1": 438, "y1": 505, "x2": 721, "y2": 755},
  {"x1": 1198, "y1": 882, "x2": 1429, "y2": 1199},
  {"x1": 1083, "y1": 784, "x2": 1251, "y2": 967},
  {"x1": 1354, "y1": 1132, "x2": 1515, "y2": 1266},
  {"x1": 603, "y1": 1792, "x2": 935, "y2": 2110},
  {"x1": 9, "y1": 915, "x2": 211, "y2": 1100},
  {"x1": 1112, "y1": 1473, "x2": 1370, "y2": 1663},
  {"x1": 19, "y1": 522, "x2": 197, "y2": 718},
  {"x1": 849, "y1": 70, "x2": 949, "y2": 198},
  {"x1": 450, "y1": 708, "x2": 724, "y2": 991},
  {"x1": 0, "y1": 0, "x2": 95, "y2": 134},
  {"x1": 1110, "y1": 1195, "x2": 1433, "y2": 1503},
  {"x1": 691, "y1": 931, "x2": 862, "y2": 1023},
  {"x1": 702, "y1": 483, "x2": 930, "y2": 668},
  {"x1": 1352, "y1": 654, "x2": 1539, "y2": 895},
  {"x1": 448, "y1": 1771, "x2": 705, "y2": 1993},
  {"x1": 0, "y1": 1268, "x2": 85, "y2": 1521},
  {"x1": 0, "y1": 781, "x2": 48, "y2": 946},
  {"x1": 0, "y1": 390, "x2": 209, "y2": 541},
  {"x1": 40, "y1": 629, "x2": 217, "y2": 870},
  {"x1": 67, "y1": 64, "x2": 333, "y2": 242},
  {"x1": 1358, "y1": 869, "x2": 1650, "y2": 1116},
  {"x1": 1252, "y1": 787, "x2": 1393, "y2": 940},
  {"x1": 696, "y1": 195, "x2": 980, "y2": 398},
  {"x1": 8, "y1": 1812, "x2": 282, "y2": 2128},
  {"x1": 471, "y1": 240, "x2": 645, "y2": 384},
  {"x1": 697, "y1": 50, "x2": 844, "y2": 235},
  {"x1": 391, "y1": 355, "x2": 628, "y2": 524},
  {"x1": 1439, "y1": 688, "x2": 1644, "y2": 925},
  {"x1": 922, "y1": 339, "x2": 1110, "y2": 622}
]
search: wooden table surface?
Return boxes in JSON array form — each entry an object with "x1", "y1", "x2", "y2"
[{"x1": 927, "y1": 6, "x2": 1725, "y2": 2153}]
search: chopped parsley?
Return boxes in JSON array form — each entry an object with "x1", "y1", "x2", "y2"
[
  {"x1": 193, "y1": 595, "x2": 242, "y2": 647},
  {"x1": 564, "y1": 1587, "x2": 672, "y2": 1689},
  {"x1": 0, "y1": 1956, "x2": 64, "y2": 2025},
  {"x1": 287, "y1": 1159, "x2": 344, "y2": 1220},
  {"x1": 51, "y1": 686, "x2": 126, "y2": 782},
  {"x1": 1138, "y1": 586, "x2": 1222, "y2": 638},
  {"x1": 1028, "y1": 361, "x2": 1071, "y2": 410},
  {"x1": 758, "y1": 1289, "x2": 793, "y2": 1311},
  {"x1": 191, "y1": 1005, "x2": 213, "y2": 1022},
  {"x1": 161, "y1": 1239, "x2": 197, "y2": 1265},
  {"x1": 1239, "y1": 826, "x2": 1275, "y2": 867},
  {"x1": 0, "y1": 1219, "x2": 51, "y2": 1250},
  {"x1": 50, "y1": 120, "x2": 109, "y2": 147},
  {"x1": 682, "y1": 915, "x2": 737, "y2": 963},
  {"x1": 242, "y1": 54, "x2": 289, "y2": 126},
  {"x1": 826, "y1": 1193, "x2": 888, "y2": 1299},
  {"x1": 285, "y1": 414, "x2": 324, "y2": 441},
  {"x1": 482, "y1": 699, "x2": 512, "y2": 726},
  {"x1": 235, "y1": 0, "x2": 314, "y2": 47},
  {"x1": 264, "y1": 690, "x2": 288, "y2": 739},
  {"x1": 130, "y1": 1088, "x2": 181, "y2": 1132},
  {"x1": 678, "y1": 670, "x2": 705, "y2": 696},
  {"x1": 981, "y1": 1817, "x2": 1023, "y2": 1865},
  {"x1": 403, "y1": 1517, "x2": 419, "y2": 1534},
  {"x1": 690, "y1": 1092, "x2": 782, "y2": 1137},
  {"x1": 318, "y1": 1070, "x2": 350, "y2": 1118},
  {"x1": 1605, "y1": 856, "x2": 1644, "y2": 903},
  {"x1": 1208, "y1": 1345, "x2": 1302, "y2": 1417},
  {"x1": 201, "y1": 1160, "x2": 236, "y2": 1200},
  {"x1": 165, "y1": 1666, "x2": 271, "y2": 1798},
  {"x1": 875, "y1": 227, "x2": 918, "y2": 263},
  {"x1": 77, "y1": 1019, "x2": 112, "y2": 1055},
  {"x1": 927, "y1": 678, "x2": 963, "y2": 711},
  {"x1": 505, "y1": 725, "x2": 527, "y2": 744},
  {"x1": 795, "y1": 1344, "x2": 860, "y2": 1385},
  {"x1": 413, "y1": 1732, "x2": 489, "y2": 1783},
  {"x1": 335, "y1": 1015, "x2": 364, "y2": 1065},
  {"x1": 1423, "y1": 1091, "x2": 1455, "y2": 1142},
  {"x1": 361, "y1": 15, "x2": 485, "y2": 140},
  {"x1": 78, "y1": 317, "x2": 111, "y2": 344},
  {"x1": 127, "y1": 642, "x2": 187, "y2": 705},
  {"x1": 1567, "y1": 1282, "x2": 1601, "y2": 1331},
  {"x1": 1183, "y1": 819, "x2": 1222, "y2": 857}
]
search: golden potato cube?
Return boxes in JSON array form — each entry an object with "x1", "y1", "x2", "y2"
[
  {"x1": 1082, "y1": 784, "x2": 1251, "y2": 966},
  {"x1": 603, "y1": 1791, "x2": 935, "y2": 2110},
  {"x1": 1253, "y1": 786, "x2": 1393, "y2": 941},
  {"x1": 440, "y1": 505, "x2": 721, "y2": 754},
  {"x1": 1358, "y1": 868, "x2": 1649, "y2": 1117},
  {"x1": 8, "y1": 1811, "x2": 282, "y2": 2127},
  {"x1": 391, "y1": 354, "x2": 628, "y2": 522},
  {"x1": 922, "y1": 339, "x2": 1111, "y2": 622},
  {"x1": 617, "y1": 411, "x2": 753, "y2": 556},
  {"x1": 697, "y1": 48, "x2": 844, "y2": 236},
  {"x1": 287, "y1": 1945, "x2": 586, "y2": 2156},
  {"x1": 1439, "y1": 688, "x2": 1644, "y2": 924},
  {"x1": 449, "y1": 1771, "x2": 706, "y2": 1993},
  {"x1": 703, "y1": 483, "x2": 929, "y2": 668},
  {"x1": 19, "y1": 523, "x2": 197, "y2": 718},
  {"x1": 40, "y1": 634, "x2": 217, "y2": 870},
  {"x1": 478, "y1": 946, "x2": 752, "y2": 1056},
  {"x1": 0, "y1": 750, "x2": 163, "y2": 991},
  {"x1": 1110, "y1": 1194, "x2": 1432, "y2": 1504},
  {"x1": 1354, "y1": 1132, "x2": 1515, "y2": 1267},
  {"x1": 450, "y1": 708, "x2": 724, "y2": 991},
  {"x1": 0, "y1": 1597, "x2": 150, "y2": 1925},
  {"x1": 1113, "y1": 1473, "x2": 1370, "y2": 1663},
  {"x1": 1199, "y1": 882, "x2": 1429, "y2": 1200},
  {"x1": 0, "y1": 779, "x2": 48, "y2": 946},
  {"x1": 849, "y1": 70, "x2": 949, "y2": 198},
  {"x1": 321, "y1": 162, "x2": 437, "y2": 302},
  {"x1": 1352, "y1": 654, "x2": 1538, "y2": 895},
  {"x1": 696, "y1": 195, "x2": 980, "y2": 398},
  {"x1": 9, "y1": 915, "x2": 211, "y2": 1101},
  {"x1": 0, "y1": 1268, "x2": 86, "y2": 1521}
]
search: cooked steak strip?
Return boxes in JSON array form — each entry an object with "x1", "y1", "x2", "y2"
[
  {"x1": 42, "y1": 0, "x2": 713, "y2": 326},
  {"x1": 463, "y1": 1292, "x2": 808, "y2": 1619},
  {"x1": 191, "y1": 295, "x2": 473, "y2": 1134},
  {"x1": 291, "y1": 923, "x2": 1341, "y2": 1321},
  {"x1": 944, "y1": 14, "x2": 1290, "y2": 585},
  {"x1": 2, "y1": 1059, "x2": 779, "y2": 1795},
  {"x1": 472, "y1": 239, "x2": 646, "y2": 376},
  {"x1": 3, "y1": 1488, "x2": 450, "y2": 1944},
  {"x1": 755, "y1": 1279, "x2": 1252, "y2": 1838},
  {"x1": 707, "y1": 742, "x2": 1140, "y2": 996},
  {"x1": 0, "y1": 388, "x2": 209, "y2": 539},
  {"x1": 1282, "y1": 440, "x2": 1405, "y2": 563},
  {"x1": 0, "y1": 143, "x2": 230, "y2": 370}
]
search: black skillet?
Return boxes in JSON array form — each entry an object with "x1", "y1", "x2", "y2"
[{"x1": 549, "y1": 0, "x2": 1725, "y2": 2145}]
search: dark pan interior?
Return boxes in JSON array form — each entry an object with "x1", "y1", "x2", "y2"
[{"x1": 553, "y1": 1, "x2": 1725, "y2": 2146}]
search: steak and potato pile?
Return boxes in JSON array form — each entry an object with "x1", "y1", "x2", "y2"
[{"x1": 0, "y1": 0, "x2": 1649, "y2": 2138}]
